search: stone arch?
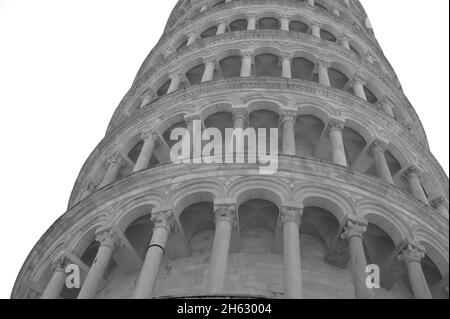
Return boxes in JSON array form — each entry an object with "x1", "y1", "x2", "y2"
[
  {"x1": 358, "y1": 201, "x2": 410, "y2": 246},
  {"x1": 295, "y1": 185, "x2": 351, "y2": 224},
  {"x1": 415, "y1": 231, "x2": 449, "y2": 278},
  {"x1": 169, "y1": 183, "x2": 225, "y2": 219},
  {"x1": 113, "y1": 192, "x2": 163, "y2": 231},
  {"x1": 228, "y1": 177, "x2": 290, "y2": 210},
  {"x1": 198, "y1": 101, "x2": 234, "y2": 120},
  {"x1": 247, "y1": 100, "x2": 283, "y2": 115},
  {"x1": 295, "y1": 100, "x2": 338, "y2": 122}
]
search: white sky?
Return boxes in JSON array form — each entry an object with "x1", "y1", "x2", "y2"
[{"x1": 0, "y1": 1, "x2": 448, "y2": 299}]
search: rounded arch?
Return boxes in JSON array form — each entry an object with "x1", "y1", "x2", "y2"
[
  {"x1": 358, "y1": 201, "x2": 410, "y2": 246},
  {"x1": 295, "y1": 185, "x2": 352, "y2": 224},
  {"x1": 247, "y1": 100, "x2": 283, "y2": 115},
  {"x1": 295, "y1": 100, "x2": 338, "y2": 123},
  {"x1": 228, "y1": 177, "x2": 290, "y2": 210},
  {"x1": 417, "y1": 236, "x2": 449, "y2": 278},
  {"x1": 169, "y1": 184, "x2": 225, "y2": 219},
  {"x1": 343, "y1": 118, "x2": 375, "y2": 144},
  {"x1": 198, "y1": 102, "x2": 233, "y2": 120}
]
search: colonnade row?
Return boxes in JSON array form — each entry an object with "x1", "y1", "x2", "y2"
[
  {"x1": 41, "y1": 203, "x2": 436, "y2": 299},
  {"x1": 83, "y1": 109, "x2": 447, "y2": 216},
  {"x1": 145, "y1": 51, "x2": 383, "y2": 113},
  {"x1": 175, "y1": 11, "x2": 357, "y2": 52},
  {"x1": 195, "y1": 0, "x2": 352, "y2": 21}
]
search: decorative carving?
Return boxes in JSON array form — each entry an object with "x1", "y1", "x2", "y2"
[
  {"x1": 397, "y1": 244, "x2": 426, "y2": 265},
  {"x1": 280, "y1": 110, "x2": 297, "y2": 123},
  {"x1": 107, "y1": 152, "x2": 124, "y2": 166},
  {"x1": 280, "y1": 206, "x2": 303, "y2": 227},
  {"x1": 326, "y1": 119, "x2": 345, "y2": 135},
  {"x1": 151, "y1": 209, "x2": 177, "y2": 232},
  {"x1": 402, "y1": 166, "x2": 420, "y2": 179},
  {"x1": 341, "y1": 219, "x2": 368, "y2": 240},
  {"x1": 51, "y1": 256, "x2": 67, "y2": 273},
  {"x1": 214, "y1": 204, "x2": 237, "y2": 226},
  {"x1": 95, "y1": 228, "x2": 122, "y2": 249}
]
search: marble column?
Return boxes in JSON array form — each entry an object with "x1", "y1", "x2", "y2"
[
  {"x1": 232, "y1": 108, "x2": 247, "y2": 129},
  {"x1": 332, "y1": 6, "x2": 341, "y2": 16},
  {"x1": 307, "y1": 0, "x2": 315, "y2": 7},
  {"x1": 281, "y1": 53, "x2": 292, "y2": 79},
  {"x1": 80, "y1": 181, "x2": 95, "y2": 200},
  {"x1": 431, "y1": 197, "x2": 449, "y2": 219},
  {"x1": 317, "y1": 60, "x2": 331, "y2": 87},
  {"x1": 398, "y1": 244, "x2": 432, "y2": 299},
  {"x1": 133, "y1": 209, "x2": 176, "y2": 299},
  {"x1": 100, "y1": 153, "x2": 124, "y2": 188},
  {"x1": 352, "y1": 76, "x2": 367, "y2": 101},
  {"x1": 140, "y1": 90, "x2": 157, "y2": 109},
  {"x1": 403, "y1": 166, "x2": 429, "y2": 205},
  {"x1": 377, "y1": 97, "x2": 396, "y2": 119},
  {"x1": 133, "y1": 130, "x2": 159, "y2": 173},
  {"x1": 281, "y1": 206, "x2": 303, "y2": 299},
  {"x1": 240, "y1": 51, "x2": 253, "y2": 77},
  {"x1": 202, "y1": 58, "x2": 216, "y2": 82},
  {"x1": 207, "y1": 203, "x2": 236, "y2": 294},
  {"x1": 281, "y1": 16, "x2": 290, "y2": 31},
  {"x1": 281, "y1": 111, "x2": 297, "y2": 156},
  {"x1": 78, "y1": 229, "x2": 122, "y2": 299},
  {"x1": 41, "y1": 257, "x2": 67, "y2": 299},
  {"x1": 327, "y1": 120, "x2": 347, "y2": 166},
  {"x1": 247, "y1": 16, "x2": 257, "y2": 30},
  {"x1": 311, "y1": 23, "x2": 321, "y2": 38},
  {"x1": 339, "y1": 36, "x2": 350, "y2": 50},
  {"x1": 187, "y1": 32, "x2": 198, "y2": 45},
  {"x1": 167, "y1": 72, "x2": 182, "y2": 93},
  {"x1": 341, "y1": 219, "x2": 373, "y2": 299},
  {"x1": 217, "y1": 21, "x2": 227, "y2": 35},
  {"x1": 371, "y1": 140, "x2": 394, "y2": 184}
]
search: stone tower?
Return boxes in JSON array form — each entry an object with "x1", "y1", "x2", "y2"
[{"x1": 13, "y1": 0, "x2": 449, "y2": 299}]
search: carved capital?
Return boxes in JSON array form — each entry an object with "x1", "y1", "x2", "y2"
[
  {"x1": 370, "y1": 139, "x2": 387, "y2": 154},
  {"x1": 280, "y1": 110, "x2": 297, "y2": 124},
  {"x1": 232, "y1": 108, "x2": 248, "y2": 122},
  {"x1": 280, "y1": 206, "x2": 303, "y2": 227},
  {"x1": 151, "y1": 209, "x2": 176, "y2": 232},
  {"x1": 51, "y1": 256, "x2": 67, "y2": 273},
  {"x1": 402, "y1": 166, "x2": 420, "y2": 179},
  {"x1": 214, "y1": 204, "x2": 237, "y2": 226},
  {"x1": 107, "y1": 152, "x2": 124, "y2": 166},
  {"x1": 397, "y1": 244, "x2": 426, "y2": 265},
  {"x1": 95, "y1": 228, "x2": 122, "y2": 249},
  {"x1": 317, "y1": 59, "x2": 331, "y2": 69},
  {"x1": 326, "y1": 119, "x2": 345, "y2": 135},
  {"x1": 341, "y1": 219, "x2": 367, "y2": 240},
  {"x1": 142, "y1": 130, "x2": 160, "y2": 145},
  {"x1": 430, "y1": 196, "x2": 448, "y2": 210},
  {"x1": 241, "y1": 50, "x2": 253, "y2": 58},
  {"x1": 351, "y1": 75, "x2": 366, "y2": 86}
]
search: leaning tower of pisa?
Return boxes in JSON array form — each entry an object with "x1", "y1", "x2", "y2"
[{"x1": 13, "y1": 0, "x2": 449, "y2": 299}]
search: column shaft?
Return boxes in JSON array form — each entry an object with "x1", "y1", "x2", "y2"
[
  {"x1": 282, "y1": 56, "x2": 292, "y2": 79},
  {"x1": 342, "y1": 221, "x2": 373, "y2": 299},
  {"x1": 240, "y1": 53, "x2": 252, "y2": 77},
  {"x1": 328, "y1": 122, "x2": 347, "y2": 166},
  {"x1": 78, "y1": 230, "x2": 120, "y2": 299},
  {"x1": 281, "y1": 207, "x2": 303, "y2": 299},
  {"x1": 133, "y1": 210, "x2": 174, "y2": 299},
  {"x1": 318, "y1": 62, "x2": 331, "y2": 87},
  {"x1": 282, "y1": 113, "x2": 296, "y2": 156},
  {"x1": 133, "y1": 132, "x2": 157, "y2": 173},
  {"x1": 352, "y1": 79, "x2": 367, "y2": 101},
  {"x1": 398, "y1": 245, "x2": 432, "y2": 299},
  {"x1": 372, "y1": 143, "x2": 394, "y2": 184},
  {"x1": 207, "y1": 205, "x2": 235, "y2": 294},
  {"x1": 404, "y1": 168, "x2": 429, "y2": 205},
  {"x1": 41, "y1": 263, "x2": 66, "y2": 299},
  {"x1": 100, "y1": 154, "x2": 123, "y2": 187},
  {"x1": 202, "y1": 60, "x2": 215, "y2": 82}
]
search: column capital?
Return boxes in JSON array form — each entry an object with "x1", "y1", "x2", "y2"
[
  {"x1": 370, "y1": 139, "x2": 388, "y2": 154},
  {"x1": 397, "y1": 244, "x2": 426, "y2": 265},
  {"x1": 51, "y1": 256, "x2": 67, "y2": 273},
  {"x1": 142, "y1": 129, "x2": 160, "y2": 144},
  {"x1": 351, "y1": 74, "x2": 366, "y2": 86},
  {"x1": 162, "y1": 46, "x2": 175, "y2": 57},
  {"x1": 151, "y1": 208, "x2": 177, "y2": 232},
  {"x1": 95, "y1": 228, "x2": 122, "y2": 249},
  {"x1": 402, "y1": 165, "x2": 420, "y2": 179},
  {"x1": 317, "y1": 59, "x2": 331, "y2": 69},
  {"x1": 107, "y1": 152, "x2": 124, "y2": 166},
  {"x1": 280, "y1": 205, "x2": 304, "y2": 227},
  {"x1": 232, "y1": 107, "x2": 248, "y2": 122},
  {"x1": 184, "y1": 113, "x2": 202, "y2": 125},
  {"x1": 341, "y1": 219, "x2": 368, "y2": 240},
  {"x1": 430, "y1": 196, "x2": 448, "y2": 210},
  {"x1": 81, "y1": 181, "x2": 95, "y2": 192},
  {"x1": 203, "y1": 56, "x2": 217, "y2": 64},
  {"x1": 281, "y1": 51, "x2": 293, "y2": 61},
  {"x1": 241, "y1": 50, "x2": 253, "y2": 58},
  {"x1": 213, "y1": 203, "x2": 237, "y2": 226},
  {"x1": 280, "y1": 110, "x2": 298, "y2": 123},
  {"x1": 326, "y1": 119, "x2": 345, "y2": 135},
  {"x1": 169, "y1": 71, "x2": 182, "y2": 80}
]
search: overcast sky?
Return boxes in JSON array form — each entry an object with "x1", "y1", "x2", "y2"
[{"x1": 0, "y1": 1, "x2": 448, "y2": 299}]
